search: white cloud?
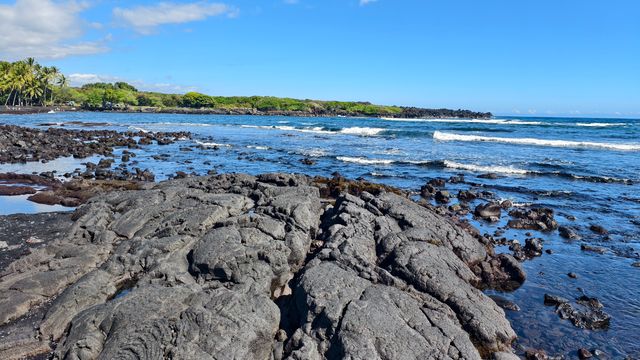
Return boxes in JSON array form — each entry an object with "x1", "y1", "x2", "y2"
[
  {"x1": 113, "y1": 2, "x2": 236, "y2": 34},
  {"x1": 0, "y1": 0, "x2": 107, "y2": 60},
  {"x1": 69, "y1": 73, "x2": 197, "y2": 94},
  {"x1": 359, "y1": 0, "x2": 377, "y2": 5}
]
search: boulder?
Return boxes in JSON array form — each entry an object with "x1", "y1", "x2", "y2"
[{"x1": 0, "y1": 173, "x2": 520, "y2": 359}]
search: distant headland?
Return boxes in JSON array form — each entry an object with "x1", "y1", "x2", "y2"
[{"x1": 1, "y1": 58, "x2": 491, "y2": 119}]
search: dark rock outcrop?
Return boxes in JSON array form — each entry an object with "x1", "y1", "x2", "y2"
[
  {"x1": 0, "y1": 124, "x2": 190, "y2": 164},
  {"x1": 0, "y1": 173, "x2": 521, "y2": 359},
  {"x1": 507, "y1": 207, "x2": 558, "y2": 231}
]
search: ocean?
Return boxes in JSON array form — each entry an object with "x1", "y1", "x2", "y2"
[{"x1": 1, "y1": 112, "x2": 639, "y2": 357}]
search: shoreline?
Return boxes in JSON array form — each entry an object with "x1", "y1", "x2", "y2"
[{"x1": 0, "y1": 121, "x2": 637, "y2": 358}]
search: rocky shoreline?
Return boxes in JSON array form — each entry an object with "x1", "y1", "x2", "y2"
[
  {"x1": 0, "y1": 106, "x2": 492, "y2": 119},
  {"x1": 0, "y1": 173, "x2": 525, "y2": 359},
  {"x1": 0, "y1": 123, "x2": 629, "y2": 359}
]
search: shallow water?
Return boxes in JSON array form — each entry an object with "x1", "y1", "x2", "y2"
[{"x1": 1, "y1": 112, "x2": 639, "y2": 357}]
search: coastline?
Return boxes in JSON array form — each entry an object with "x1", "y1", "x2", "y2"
[
  {"x1": 0, "y1": 105, "x2": 493, "y2": 120},
  {"x1": 0, "y1": 119, "x2": 638, "y2": 358}
]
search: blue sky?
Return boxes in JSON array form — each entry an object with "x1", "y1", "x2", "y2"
[{"x1": 1, "y1": 0, "x2": 638, "y2": 117}]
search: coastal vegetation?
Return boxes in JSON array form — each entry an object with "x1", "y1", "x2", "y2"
[
  {"x1": 0, "y1": 58, "x2": 66, "y2": 107},
  {"x1": 1, "y1": 58, "x2": 491, "y2": 118}
]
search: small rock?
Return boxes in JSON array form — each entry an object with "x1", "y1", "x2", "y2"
[
  {"x1": 525, "y1": 349, "x2": 548, "y2": 360},
  {"x1": 478, "y1": 173, "x2": 499, "y2": 180},
  {"x1": 457, "y1": 190, "x2": 477, "y2": 202},
  {"x1": 559, "y1": 226, "x2": 581, "y2": 240},
  {"x1": 0, "y1": 241, "x2": 8, "y2": 250},
  {"x1": 434, "y1": 190, "x2": 450, "y2": 204},
  {"x1": 568, "y1": 272, "x2": 578, "y2": 279},
  {"x1": 26, "y1": 236, "x2": 43, "y2": 244},
  {"x1": 544, "y1": 294, "x2": 569, "y2": 306},
  {"x1": 578, "y1": 348, "x2": 593, "y2": 359},
  {"x1": 475, "y1": 202, "x2": 502, "y2": 221},
  {"x1": 580, "y1": 244, "x2": 607, "y2": 254},
  {"x1": 524, "y1": 238, "x2": 544, "y2": 257},
  {"x1": 500, "y1": 200, "x2": 513, "y2": 209},
  {"x1": 448, "y1": 174, "x2": 465, "y2": 183},
  {"x1": 632, "y1": 262, "x2": 640, "y2": 268},
  {"x1": 428, "y1": 178, "x2": 446, "y2": 187},
  {"x1": 97, "y1": 158, "x2": 114, "y2": 169},
  {"x1": 589, "y1": 224, "x2": 608, "y2": 235}
]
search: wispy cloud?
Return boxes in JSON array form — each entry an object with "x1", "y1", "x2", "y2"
[
  {"x1": 359, "y1": 0, "x2": 377, "y2": 6},
  {"x1": 68, "y1": 73, "x2": 198, "y2": 94},
  {"x1": 0, "y1": 0, "x2": 107, "y2": 60},
  {"x1": 113, "y1": 2, "x2": 236, "y2": 35}
]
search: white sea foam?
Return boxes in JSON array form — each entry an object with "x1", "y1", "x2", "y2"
[
  {"x1": 128, "y1": 126, "x2": 149, "y2": 133},
  {"x1": 339, "y1": 127, "x2": 386, "y2": 136},
  {"x1": 433, "y1": 131, "x2": 640, "y2": 151},
  {"x1": 575, "y1": 122, "x2": 628, "y2": 127},
  {"x1": 247, "y1": 145, "x2": 270, "y2": 150},
  {"x1": 196, "y1": 140, "x2": 231, "y2": 148},
  {"x1": 301, "y1": 149, "x2": 327, "y2": 157},
  {"x1": 240, "y1": 124, "x2": 385, "y2": 136},
  {"x1": 443, "y1": 160, "x2": 529, "y2": 174},
  {"x1": 337, "y1": 156, "x2": 395, "y2": 165},
  {"x1": 381, "y1": 117, "x2": 542, "y2": 125},
  {"x1": 154, "y1": 122, "x2": 214, "y2": 127}
]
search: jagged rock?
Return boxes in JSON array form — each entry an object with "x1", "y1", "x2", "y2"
[
  {"x1": 508, "y1": 207, "x2": 558, "y2": 231},
  {"x1": 524, "y1": 238, "x2": 544, "y2": 257},
  {"x1": 544, "y1": 294, "x2": 610, "y2": 330},
  {"x1": 435, "y1": 190, "x2": 450, "y2": 203},
  {"x1": 0, "y1": 173, "x2": 520, "y2": 359}
]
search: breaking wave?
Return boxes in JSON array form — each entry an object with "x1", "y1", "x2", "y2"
[{"x1": 433, "y1": 131, "x2": 640, "y2": 151}]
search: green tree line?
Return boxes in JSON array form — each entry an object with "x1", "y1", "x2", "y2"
[{"x1": 1, "y1": 58, "x2": 491, "y2": 119}]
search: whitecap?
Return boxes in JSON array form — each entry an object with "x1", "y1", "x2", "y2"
[
  {"x1": 433, "y1": 131, "x2": 640, "y2": 151},
  {"x1": 128, "y1": 126, "x2": 149, "y2": 133},
  {"x1": 575, "y1": 122, "x2": 628, "y2": 127},
  {"x1": 381, "y1": 117, "x2": 542, "y2": 125},
  {"x1": 339, "y1": 127, "x2": 386, "y2": 136},
  {"x1": 196, "y1": 140, "x2": 231, "y2": 148},
  {"x1": 337, "y1": 156, "x2": 395, "y2": 165},
  {"x1": 443, "y1": 160, "x2": 529, "y2": 174},
  {"x1": 247, "y1": 145, "x2": 270, "y2": 150}
]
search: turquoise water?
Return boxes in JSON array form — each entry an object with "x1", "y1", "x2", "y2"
[{"x1": 1, "y1": 112, "x2": 639, "y2": 357}]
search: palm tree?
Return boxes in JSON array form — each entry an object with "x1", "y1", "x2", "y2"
[
  {"x1": 53, "y1": 71, "x2": 67, "y2": 106},
  {"x1": 0, "y1": 58, "x2": 68, "y2": 107},
  {"x1": 7, "y1": 62, "x2": 30, "y2": 106},
  {"x1": 0, "y1": 62, "x2": 11, "y2": 107}
]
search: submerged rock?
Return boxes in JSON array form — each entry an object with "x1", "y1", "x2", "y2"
[
  {"x1": 559, "y1": 226, "x2": 581, "y2": 240},
  {"x1": 475, "y1": 202, "x2": 502, "y2": 221},
  {"x1": 544, "y1": 293, "x2": 610, "y2": 330},
  {"x1": 0, "y1": 173, "x2": 521, "y2": 359}
]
